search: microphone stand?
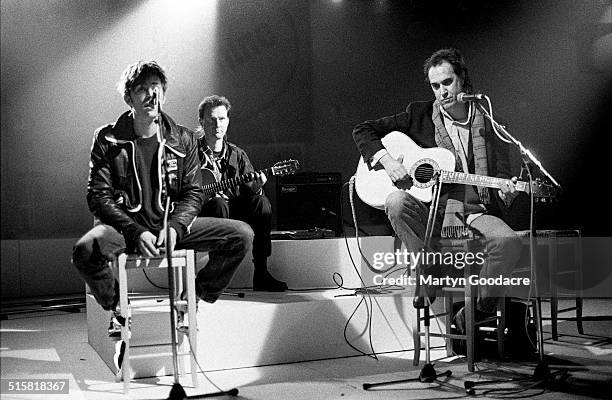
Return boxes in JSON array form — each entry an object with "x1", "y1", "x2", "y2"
[
  {"x1": 154, "y1": 93, "x2": 238, "y2": 400},
  {"x1": 463, "y1": 99, "x2": 568, "y2": 395},
  {"x1": 362, "y1": 174, "x2": 461, "y2": 393}
]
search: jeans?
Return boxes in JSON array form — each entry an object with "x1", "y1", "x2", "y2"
[
  {"x1": 201, "y1": 194, "x2": 272, "y2": 265},
  {"x1": 72, "y1": 217, "x2": 254, "y2": 310},
  {"x1": 384, "y1": 190, "x2": 522, "y2": 312}
]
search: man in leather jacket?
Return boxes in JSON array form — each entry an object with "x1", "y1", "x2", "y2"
[{"x1": 72, "y1": 61, "x2": 254, "y2": 324}]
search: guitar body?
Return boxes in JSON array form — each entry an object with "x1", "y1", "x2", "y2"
[
  {"x1": 201, "y1": 168, "x2": 223, "y2": 203},
  {"x1": 355, "y1": 131, "x2": 456, "y2": 209}
]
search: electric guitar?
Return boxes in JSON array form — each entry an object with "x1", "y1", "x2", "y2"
[
  {"x1": 354, "y1": 131, "x2": 558, "y2": 210},
  {"x1": 201, "y1": 159, "x2": 299, "y2": 201}
]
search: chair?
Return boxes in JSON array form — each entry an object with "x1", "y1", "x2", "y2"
[
  {"x1": 413, "y1": 229, "x2": 584, "y2": 372},
  {"x1": 513, "y1": 229, "x2": 583, "y2": 340},
  {"x1": 113, "y1": 249, "x2": 199, "y2": 395},
  {"x1": 412, "y1": 237, "x2": 506, "y2": 372}
]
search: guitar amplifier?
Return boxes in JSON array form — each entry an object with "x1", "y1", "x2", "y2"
[{"x1": 276, "y1": 172, "x2": 342, "y2": 237}]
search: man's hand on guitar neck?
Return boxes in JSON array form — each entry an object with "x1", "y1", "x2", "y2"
[
  {"x1": 379, "y1": 153, "x2": 413, "y2": 190},
  {"x1": 245, "y1": 171, "x2": 267, "y2": 194},
  {"x1": 498, "y1": 176, "x2": 519, "y2": 207}
]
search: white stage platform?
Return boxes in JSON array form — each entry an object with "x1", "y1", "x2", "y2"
[{"x1": 87, "y1": 236, "x2": 445, "y2": 378}]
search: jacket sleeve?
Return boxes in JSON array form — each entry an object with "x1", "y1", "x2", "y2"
[
  {"x1": 352, "y1": 112, "x2": 411, "y2": 162},
  {"x1": 167, "y1": 130, "x2": 204, "y2": 241},
  {"x1": 86, "y1": 128, "x2": 147, "y2": 243},
  {"x1": 237, "y1": 149, "x2": 259, "y2": 196}
]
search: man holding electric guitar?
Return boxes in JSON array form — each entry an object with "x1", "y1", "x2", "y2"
[
  {"x1": 352, "y1": 48, "x2": 525, "y2": 331},
  {"x1": 195, "y1": 95, "x2": 293, "y2": 292}
]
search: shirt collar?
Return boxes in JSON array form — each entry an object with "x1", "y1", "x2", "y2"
[
  {"x1": 439, "y1": 101, "x2": 473, "y2": 127},
  {"x1": 203, "y1": 140, "x2": 227, "y2": 160}
]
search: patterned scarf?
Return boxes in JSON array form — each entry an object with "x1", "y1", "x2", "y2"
[{"x1": 432, "y1": 101, "x2": 490, "y2": 238}]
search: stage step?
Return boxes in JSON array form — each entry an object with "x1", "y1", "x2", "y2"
[
  {"x1": 112, "y1": 236, "x2": 403, "y2": 292},
  {"x1": 87, "y1": 237, "x2": 446, "y2": 378},
  {"x1": 87, "y1": 289, "x2": 445, "y2": 378}
]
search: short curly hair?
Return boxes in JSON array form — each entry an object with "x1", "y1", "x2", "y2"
[
  {"x1": 116, "y1": 60, "x2": 168, "y2": 99},
  {"x1": 198, "y1": 95, "x2": 232, "y2": 120},
  {"x1": 423, "y1": 48, "x2": 473, "y2": 93}
]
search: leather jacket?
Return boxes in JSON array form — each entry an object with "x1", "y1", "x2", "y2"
[{"x1": 87, "y1": 110, "x2": 203, "y2": 243}]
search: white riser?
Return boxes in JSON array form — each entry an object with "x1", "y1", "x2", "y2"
[
  {"x1": 87, "y1": 236, "x2": 450, "y2": 378},
  {"x1": 87, "y1": 290, "x2": 446, "y2": 378}
]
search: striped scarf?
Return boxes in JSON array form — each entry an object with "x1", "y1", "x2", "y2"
[{"x1": 432, "y1": 101, "x2": 490, "y2": 238}]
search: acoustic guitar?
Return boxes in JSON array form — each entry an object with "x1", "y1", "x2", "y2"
[{"x1": 354, "y1": 131, "x2": 557, "y2": 209}]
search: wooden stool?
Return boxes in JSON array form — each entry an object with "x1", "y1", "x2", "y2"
[
  {"x1": 113, "y1": 249, "x2": 199, "y2": 394},
  {"x1": 412, "y1": 238, "x2": 505, "y2": 372}
]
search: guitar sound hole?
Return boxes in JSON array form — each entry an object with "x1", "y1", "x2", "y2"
[{"x1": 414, "y1": 164, "x2": 434, "y2": 183}]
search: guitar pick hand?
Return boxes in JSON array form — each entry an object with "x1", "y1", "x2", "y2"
[{"x1": 380, "y1": 153, "x2": 413, "y2": 190}]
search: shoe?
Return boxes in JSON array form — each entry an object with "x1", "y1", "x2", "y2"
[
  {"x1": 412, "y1": 265, "x2": 438, "y2": 309},
  {"x1": 176, "y1": 315, "x2": 190, "y2": 334},
  {"x1": 412, "y1": 286, "x2": 436, "y2": 309},
  {"x1": 453, "y1": 306, "x2": 496, "y2": 335},
  {"x1": 113, "y1": 340, "x2": 126, "y2": 382},
  {"x1": 108, "y1": 309, "x2": 130, "y2": 340},
  {"x1": 453, "y1": 306, "x2": 467, "y2": 334},
  {"x1": 175, "y1": 298, "x2": 190, "y2": 334},
  {"x1": 253, "y1": 270, "x2": 288, "y2": 292}
]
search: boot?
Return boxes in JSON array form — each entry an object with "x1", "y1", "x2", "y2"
[
  {"x1": 412, "y1": 264, "x2": 438, "y2": 308},
  {"x1": 253, "y1": 261, "x2": 288, "y2": 292}
]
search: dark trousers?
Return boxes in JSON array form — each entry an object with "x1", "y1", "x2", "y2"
[
  {"x1": 72, "y1": 217, "x2": 254, "y2": 310},
  {"x1": 201, "y1": 194, "x2": 272, "y2": 266}
]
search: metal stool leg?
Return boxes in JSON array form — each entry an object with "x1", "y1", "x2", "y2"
[
  {"x1": 497, "y1": 298, "x2": 506, "y2": 359},
  {"x1": 413, "y1": 308, "x2": 422, "y2": 366}
]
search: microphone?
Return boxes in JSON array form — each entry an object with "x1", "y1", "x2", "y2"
[
  {"x1": 152, "y1": 88, "x2": 161, "y2": 107},
  {"x1": 457, "y1": 92, "x2": 484, "y2": 102},
  {"x1": 156, "y1": 87, "x2": 163, "y2": 113},
  {"x1": 151, "y1": 89, "x2": 161, "y2": 125}
]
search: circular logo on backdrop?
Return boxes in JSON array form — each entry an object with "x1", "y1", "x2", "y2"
[{"x1": 216, "y1": 6, "x2": 301, "y2": 120}]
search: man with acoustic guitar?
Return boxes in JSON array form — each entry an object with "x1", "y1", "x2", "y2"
[
  {"x1": 352, "y1": 48, "x2": 523, "y2": 332},
  {"x1": 195, "y1": 95, "x2": 288, "y2": 292}
]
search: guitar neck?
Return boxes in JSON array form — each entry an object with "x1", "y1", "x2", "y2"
[
  {"x1": 203, "y1": 167, "x2": 273, "y2": 195},
  {"x1": 440, "y1": 171, "x2": 528, "y2": 192}
]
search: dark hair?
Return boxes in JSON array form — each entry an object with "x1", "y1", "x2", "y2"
[
  {"x1": 198, "y1": 95, "x2": 232, "y2": 120},
  {"x1": 117, "y1": 60, "x2": 168, "y2": 98},
  {"x1": 423, "y1": 48, "x2": 473, "y2": 93}
]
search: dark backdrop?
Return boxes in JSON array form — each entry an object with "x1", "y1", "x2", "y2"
[{"x1": 2, "y1": 0, "x2": 611, "y2": 240}]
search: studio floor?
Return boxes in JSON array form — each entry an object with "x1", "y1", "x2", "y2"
[{"x1": 1, "y1": 297, "x2": 611, "y2": 400}]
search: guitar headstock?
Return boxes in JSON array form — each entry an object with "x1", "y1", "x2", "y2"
[
  {"x1": 271, "y1": 159, "x2": 300, "y2": 176},
  {"x1": 531, "y1": 179, "x2": 561, "y2": 201}
]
